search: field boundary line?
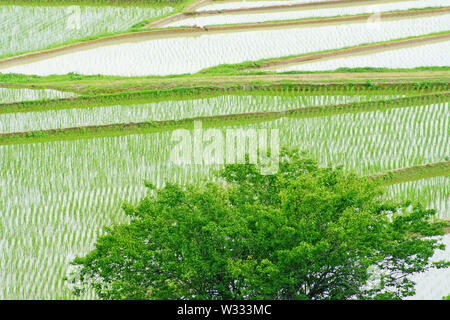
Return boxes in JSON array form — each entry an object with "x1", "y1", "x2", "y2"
[
  {"x1": 190, "y1": 0, "x2": 377, "y2": 14},
  {"x1": 372, "y1": 161, "x2": 450, "y2": 234}
]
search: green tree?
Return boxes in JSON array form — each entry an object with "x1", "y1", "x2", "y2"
[{"x1": 70, "y1": 150, "x2": 449, "y2": 300}]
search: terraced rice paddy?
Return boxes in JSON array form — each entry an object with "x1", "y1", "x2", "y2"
[
  {"x1": 169, "y1": 0, "x2": 450, "y2": 27},
  {"x1": 276, "y1": 40, "x2": 450, "y2": 71},
  {"x1": 0, "y1": 87, "x2": 77, "y2": 104},
  {"x1": 248, "y1": 100, "x2": 449, "y2": 177},
  {"x1": 0, "y1": 133, "x2": 212, "y2": 299},
  {"x1": 407, "y1": 234, "x2": 450, "y2": 300},
  {"x1": 196, "y1": 0, "x2": 336, "y2": 11},
  {"x1": 2, "y1": 14, "x2": 449, "y2": 76},
  {"x1": 0, "y1": 90, "x2": 405, "y2": 133},
  {"x1": 1, "y1": 93, "x2": 448, "y2": 299},
  {"x1": 0, "y1": 5, "x2": 173, "y2": 58},
  {"x1": 1, "y1": 0, "x2": 449, "y2": 301}
]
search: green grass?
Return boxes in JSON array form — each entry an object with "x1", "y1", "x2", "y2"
[{"x1": 1, "y1": 83, "x2": 446, "y2": 114}]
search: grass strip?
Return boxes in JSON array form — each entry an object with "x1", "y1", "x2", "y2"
[{"x1": 1, "y1": 82, "x2": 447, "y2": 114}]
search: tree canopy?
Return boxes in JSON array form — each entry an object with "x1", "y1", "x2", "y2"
[{"x1": 70, "y1": 150, "x2": 449, "y2": 300}]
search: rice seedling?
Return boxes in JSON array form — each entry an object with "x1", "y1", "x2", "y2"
[
  {"x1": 9, "y1": 0, "x2": 178, "y2": 4},
  {"x1": 2, "y1": 14, "x2": 448, "y2": 76},
  {"x1": 0, "y1": 87, "x2": 77, "y2": 104},
  {"x1": 169, "y1": 0, "x2": 450, "y2": 27},
  {"x1": 384, "y1": 176, "x2": 449, "y2": 217},
  {"x1": 276, "y1": 40, "x2": 450, "y2": 72},
  {"x1": 0, "y1": 4, "x2": 173, "y2": 59}
]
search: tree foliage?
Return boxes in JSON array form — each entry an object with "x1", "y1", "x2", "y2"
[{"x1": 70, "y1": 150, "x2": 449, "y2": 300}]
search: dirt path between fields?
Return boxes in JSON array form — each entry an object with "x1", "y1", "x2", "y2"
[{"x1": 0, "y1": 7, "x2": 448, "y2": 71}]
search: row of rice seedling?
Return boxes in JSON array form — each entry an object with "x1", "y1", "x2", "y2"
[
  {"x1": 8, "y1": 0, "x2": 177, "y2": 4},
  {"x1": 0, "y1": 87, "x2": 77, "y2": 104},
  {"x1": 2, "y1": 14, "x2": 448, "y2": 76},
  {"x1": 196, "y1": 0, "x2": 333, "y2": 11},
  {"x1": 276, "y1": 40, "x2": 450, "y2": 72},
  {"x1": 407, "y1": 234, "x2": 450, "y2": 300},
  {"x1": 0, "y1": 97, "x2": 447, "y2": 299},
  {"x1": 170, "y1": 0, "x2": 449, "y2": 27},
  {"x1": 0, "y1": 88, "x2": 407, "y2": 133},
  {"x1": 0, "y1": 4, "x2": 173, "y2": 59},
  {"x1": 384, "y1": 176, "x2": 449, "y2": 219}
]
